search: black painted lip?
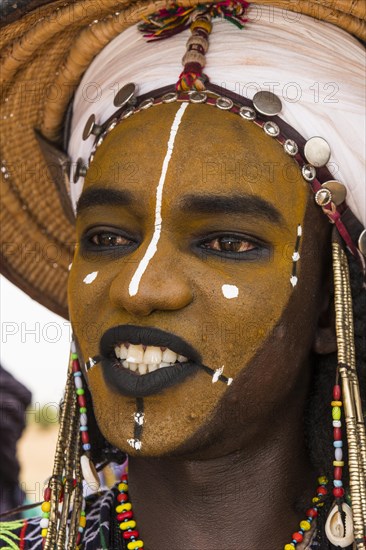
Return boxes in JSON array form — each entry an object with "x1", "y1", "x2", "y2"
[{"x1": 99, "y1": 325, "x2": 202, "y2": 397}]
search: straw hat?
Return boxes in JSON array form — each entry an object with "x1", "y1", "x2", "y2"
[{"x1": 1, "y1": 0, "x2": 365, "y2": 319}]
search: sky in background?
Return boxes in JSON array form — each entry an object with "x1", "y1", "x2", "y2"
[{"x1": 0, "y1": 275, "x2": 70, "y2": 404}]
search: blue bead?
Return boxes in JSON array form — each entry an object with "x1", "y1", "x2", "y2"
[
  {"x1": 83, "y1": 443, "x2": 91, "y2": 451},
  {"x1": 333, "y1": 480, "x2": 343, "y2": 487},
  {"x1": 333, "y1": 441, "x2": 343, "y2": 448},
  {"x1": 78, "y1": 527, "x2": 84, "y2": 533},
  {"x1": 80, "y1": 426, "x2": 88, "y2": 431},
  {"x1": 73, "y1": 372, "x2": 82, "y2": 377}
]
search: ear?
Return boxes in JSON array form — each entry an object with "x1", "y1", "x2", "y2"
[{"x1": 312, "y1": 278, "x2": 337, "y2": 355}]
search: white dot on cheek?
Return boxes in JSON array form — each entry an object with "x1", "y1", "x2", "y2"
[
  {"x1": 83, "y1": 271, "x2": 98, "y2": 284},
  {"x1": 221, "y1": 284, "x2": 239, "y2": 299}
]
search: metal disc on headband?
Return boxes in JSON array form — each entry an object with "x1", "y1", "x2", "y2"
[
  {"x1": 82, "y1": 114, "x2": 102, "y2": 141},
  {"x1": 359, "y1": 229, "x2": 366, "y2": 256},
  {"x1": 252, "y1": 91, "x2": 282, "y2": 116},
  {"x1": 321, "y1": 181, "x2": 347, "y2": 206},
  {"x1": 216, "y1": 97, "x2": 233, "y2": 110},
  {"x1": 114, "y1": 82, "x2": 137, "y2": 108},
  {"x1": 304, "y1": 136, "x2": 331, "y2": 167},
  {"x1": 315, "y1": 187, "x2": 332, "y2": 206}
]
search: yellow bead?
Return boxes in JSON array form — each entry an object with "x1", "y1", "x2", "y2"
[
  {"x1": 332, "y1": 406, "x2": 341, "y2": 420},
  {"x1": 300, "y1": 520, "x2": 311, "y2": 531},
  {"x1": 127, "y1": 541, "x2": 144, "y2": 550},
  {"x1": 312, "y1": 496, "x2": 320, "y2": 504},
  {"x1": 79, "y1": 516, "x2": 87, "y2": 528},
  {"x1": 41, "y1": 528, "x2": 48, "y2": 538},
  {"x1": 120, "y1": 520, "x2": 136, "y2": 530},
  {"x1": 116, "y1": 503, "x2": 132, "y2": 513},
  {"x1": 41, "y1": 502, "x2": 51, "y2": 513},
  {"x1": 317, "y1": 476, "x2": 328, "y2": 485},
  {"x1": 331, "y1": 400, "x2": 342, "y2": 407},
  {"x1": 118, "y1": 482, "x2": 128, "y2": 492},
  {"x1": 333, "y1": 460, "x2": 344, "y2": 467},
  {"x1": 284, "y1": 545, "x2": 295, "y2": 550}
]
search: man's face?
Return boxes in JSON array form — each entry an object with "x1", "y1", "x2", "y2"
[{"x1": 69, "y1": 102, "x2": 330, "y2": 458}]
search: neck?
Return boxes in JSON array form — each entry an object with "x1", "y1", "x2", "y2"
[{"x1": 127, "y1": 399, "x2": 317, "y2": 550}]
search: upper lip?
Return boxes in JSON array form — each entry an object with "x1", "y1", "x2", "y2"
[{"x1": 100, "y1": 325, "x2": 202, "y2": 364}]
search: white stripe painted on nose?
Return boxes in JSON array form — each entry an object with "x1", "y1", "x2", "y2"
[{"x1": 128, "y1": 102, "x2": 189, "y2": 297}]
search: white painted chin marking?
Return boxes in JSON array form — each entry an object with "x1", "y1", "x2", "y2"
[
  {"x1": 83, "y1": 271, "x2": 98, "y2": 284},
  {"x1": 128, "y1": 102, "x2": 189, "y2": 297},
  {"x1": 221, "y1": 284, "x2": 239, "y2": 299}
]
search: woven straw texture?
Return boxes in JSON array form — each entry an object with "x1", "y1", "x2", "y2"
[{"x1": 1, "y1": 0, "x2": 365, "y2": 318}]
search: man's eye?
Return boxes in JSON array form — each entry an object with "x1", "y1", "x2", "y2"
[
  {"x1": 90, "y1": 233, "x2": 132, "y2": 247},
  {"x1": 201, "y1": 236, "x2": 256, "y2": 253}
]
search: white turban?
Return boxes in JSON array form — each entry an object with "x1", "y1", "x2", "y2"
[{"x1": 68, "y1": 4, "x2": 366, "y2": 226}]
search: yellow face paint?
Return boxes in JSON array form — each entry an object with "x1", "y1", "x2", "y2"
[{"x1": 69, "y1": 102, "x2": 330, "y2": 458}]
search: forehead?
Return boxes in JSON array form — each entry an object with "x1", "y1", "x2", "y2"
[{"x1": 83, "y1": 102, "x2": 309, "y2": 222}]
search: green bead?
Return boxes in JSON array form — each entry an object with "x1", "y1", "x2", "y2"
[
  {"x1": 80, "y1": 407, "x2": 87, "y2": 413},
  {"x1": 332, "y1": 406, "x2": 341, "y2": 420},
  {"x1": 76, "y1": 389, "x2": 85, "y2": 395},
  {"x1": 81, "y1": 511, "x2": 86, "y2": 516},
  {"x1": 42, "y1": 512, "x2": 50, "y2": 519},
  {"x1": 71, "y1": 353, "x2": 78, "y2": 360}
]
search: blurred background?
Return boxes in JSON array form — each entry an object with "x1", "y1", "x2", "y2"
[{"x1": 0, "y1": 274, "x2": 69, "y2": 509}]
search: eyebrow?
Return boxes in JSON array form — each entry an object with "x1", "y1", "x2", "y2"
[
  {"x1": 76, "y1": 187, "x2": 284, "y2": 226},
  {"x1": 179, "y1": 194, "x2": 285, "y2": 225},
  {"x1": 76, "y1": 188, "x2": 133, "y2": 215}
]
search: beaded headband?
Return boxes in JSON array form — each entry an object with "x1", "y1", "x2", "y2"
[{"x1": 73, "y1": 81, "x2": 366, "y2": 270}]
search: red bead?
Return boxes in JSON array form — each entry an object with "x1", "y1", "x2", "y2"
[
  {"x1": 306, "y1": 508, "x2": 318, "y2": 518},
  {"x1": 333, "y1": 428, "x2": 342, "y2": 440},
  {"x1": 43, "y1": 487, "x2": 51, "y2": 501},
  {"x1": 333, "y1": 487, "x2": 345, "y2": 498},
  {"x1": 78, "y1": 395, "x2": 87, "y2": 407},
  {"x1": 76, "y1": 533, "x2": 81, "y2": 545},
  {"x1": 81, "y1": 431, "x2": 89, "y2": 444},
  {"x1": 317, "y1": 486, "x2": 327, "y2": 495},
  {"x1": 123, "y1": 530, "x2": 140, "y2": 540},
  {"x1": 292, "y1": 532, "x2": 304, "y2": 543},
  {"x1": 117, "y1": 511, "x2": 133, "y2": 521},
  {"x1": 334, "y1": 467, "x2": 342, "y2": 480},
  {"x1": 72, "y1": 359, "x2": 80, "y2": 372},
  {"x1": 117, "y1": 493, "x2": 128, "y2": 502},
  {"x1": 333, "y1": 385, "x2": 341, "y2": 400},
  {"x1": 121, "y1": 475, "x2": 128, "y2": 483}
]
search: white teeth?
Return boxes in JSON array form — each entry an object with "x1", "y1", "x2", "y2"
[
  {"x1": 162, "y1": 349, "x2": 177, "y2": 363},
  {"x1": 143, "y1": 346, "x2": 162, "y2": 364},
  {"x1": 126, "y1": 344, "x2": 144, "y2": 363},
  {"x1": 116, "y1": 342, "x2": 190, "y2": 374},
  {"x1": 147, "y1": 364, "x2": 158, "y2": 373},
  {"x1": 138, "y1": 363, "x2": 148, "y2": 375}
]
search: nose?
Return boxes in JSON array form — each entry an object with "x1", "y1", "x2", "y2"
[{"x1": 109, "y1": 238, "x2": 194, "y2": 316}]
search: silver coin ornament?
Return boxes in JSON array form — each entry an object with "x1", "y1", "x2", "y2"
[
  {"x1": 82, "y1": 114, "x2": 102, "y2": 141},
  {"x1": 139, "y1": 98, "x2": 154, "y2": 110},
  {"x1": 216, "y1": 97, "x2": 234, "y2": 110},
  {"x1": 162, "y1": 92, "x2": 178, "y2": 103},
  {"x1": 239, "y1": 106, "x2": 256, "y2": 120},
  {"x1": 321, "y1": 181, "x2": 347, "y2": 206},
  {"x1": 73, "y1": 158, "x2": 87, "y2": 183},
  {"x1": 283, "y1": 139, "x2": 298, "y2": 156},
  {"x1": 315, "y1": 187, "x2": 332, "y2": 206},
  {"x1": 302, "y1": 164, "x2": 317, "y2": 182},
  {"x1": 189, "y1": 91, "x2": 207, "y2": 104},
  {"x1": 304, "y1": 136, "x2": 331, "y2": 167},
  {"x1": 263, "y1": 121, "x2": 280, "y2": 137},
  {"x1": 113, "y1": 82, "x2": 137, "y2": 108},
  {"x1": 252, "y1": 91, "x2": 282, "y2": 116},
  {"x1": 359, "y1": 229, "x2": 366, "y2": 257}
]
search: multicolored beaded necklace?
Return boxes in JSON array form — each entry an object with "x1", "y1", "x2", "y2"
[{"x1": 39, "y1": 351, "x2": 348, "y2": 549}]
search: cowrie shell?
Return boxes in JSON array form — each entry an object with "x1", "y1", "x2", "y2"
[
  {"x1": 325, "y1": 502, "x2": 354, "y2": 547},
  {"x1": 80, "y1": 454, "x2": 100, "y2": 491}
]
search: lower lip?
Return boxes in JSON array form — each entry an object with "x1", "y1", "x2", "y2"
[{"x1": 101, "y1": 358, "x2": 201, "y2": 397}]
